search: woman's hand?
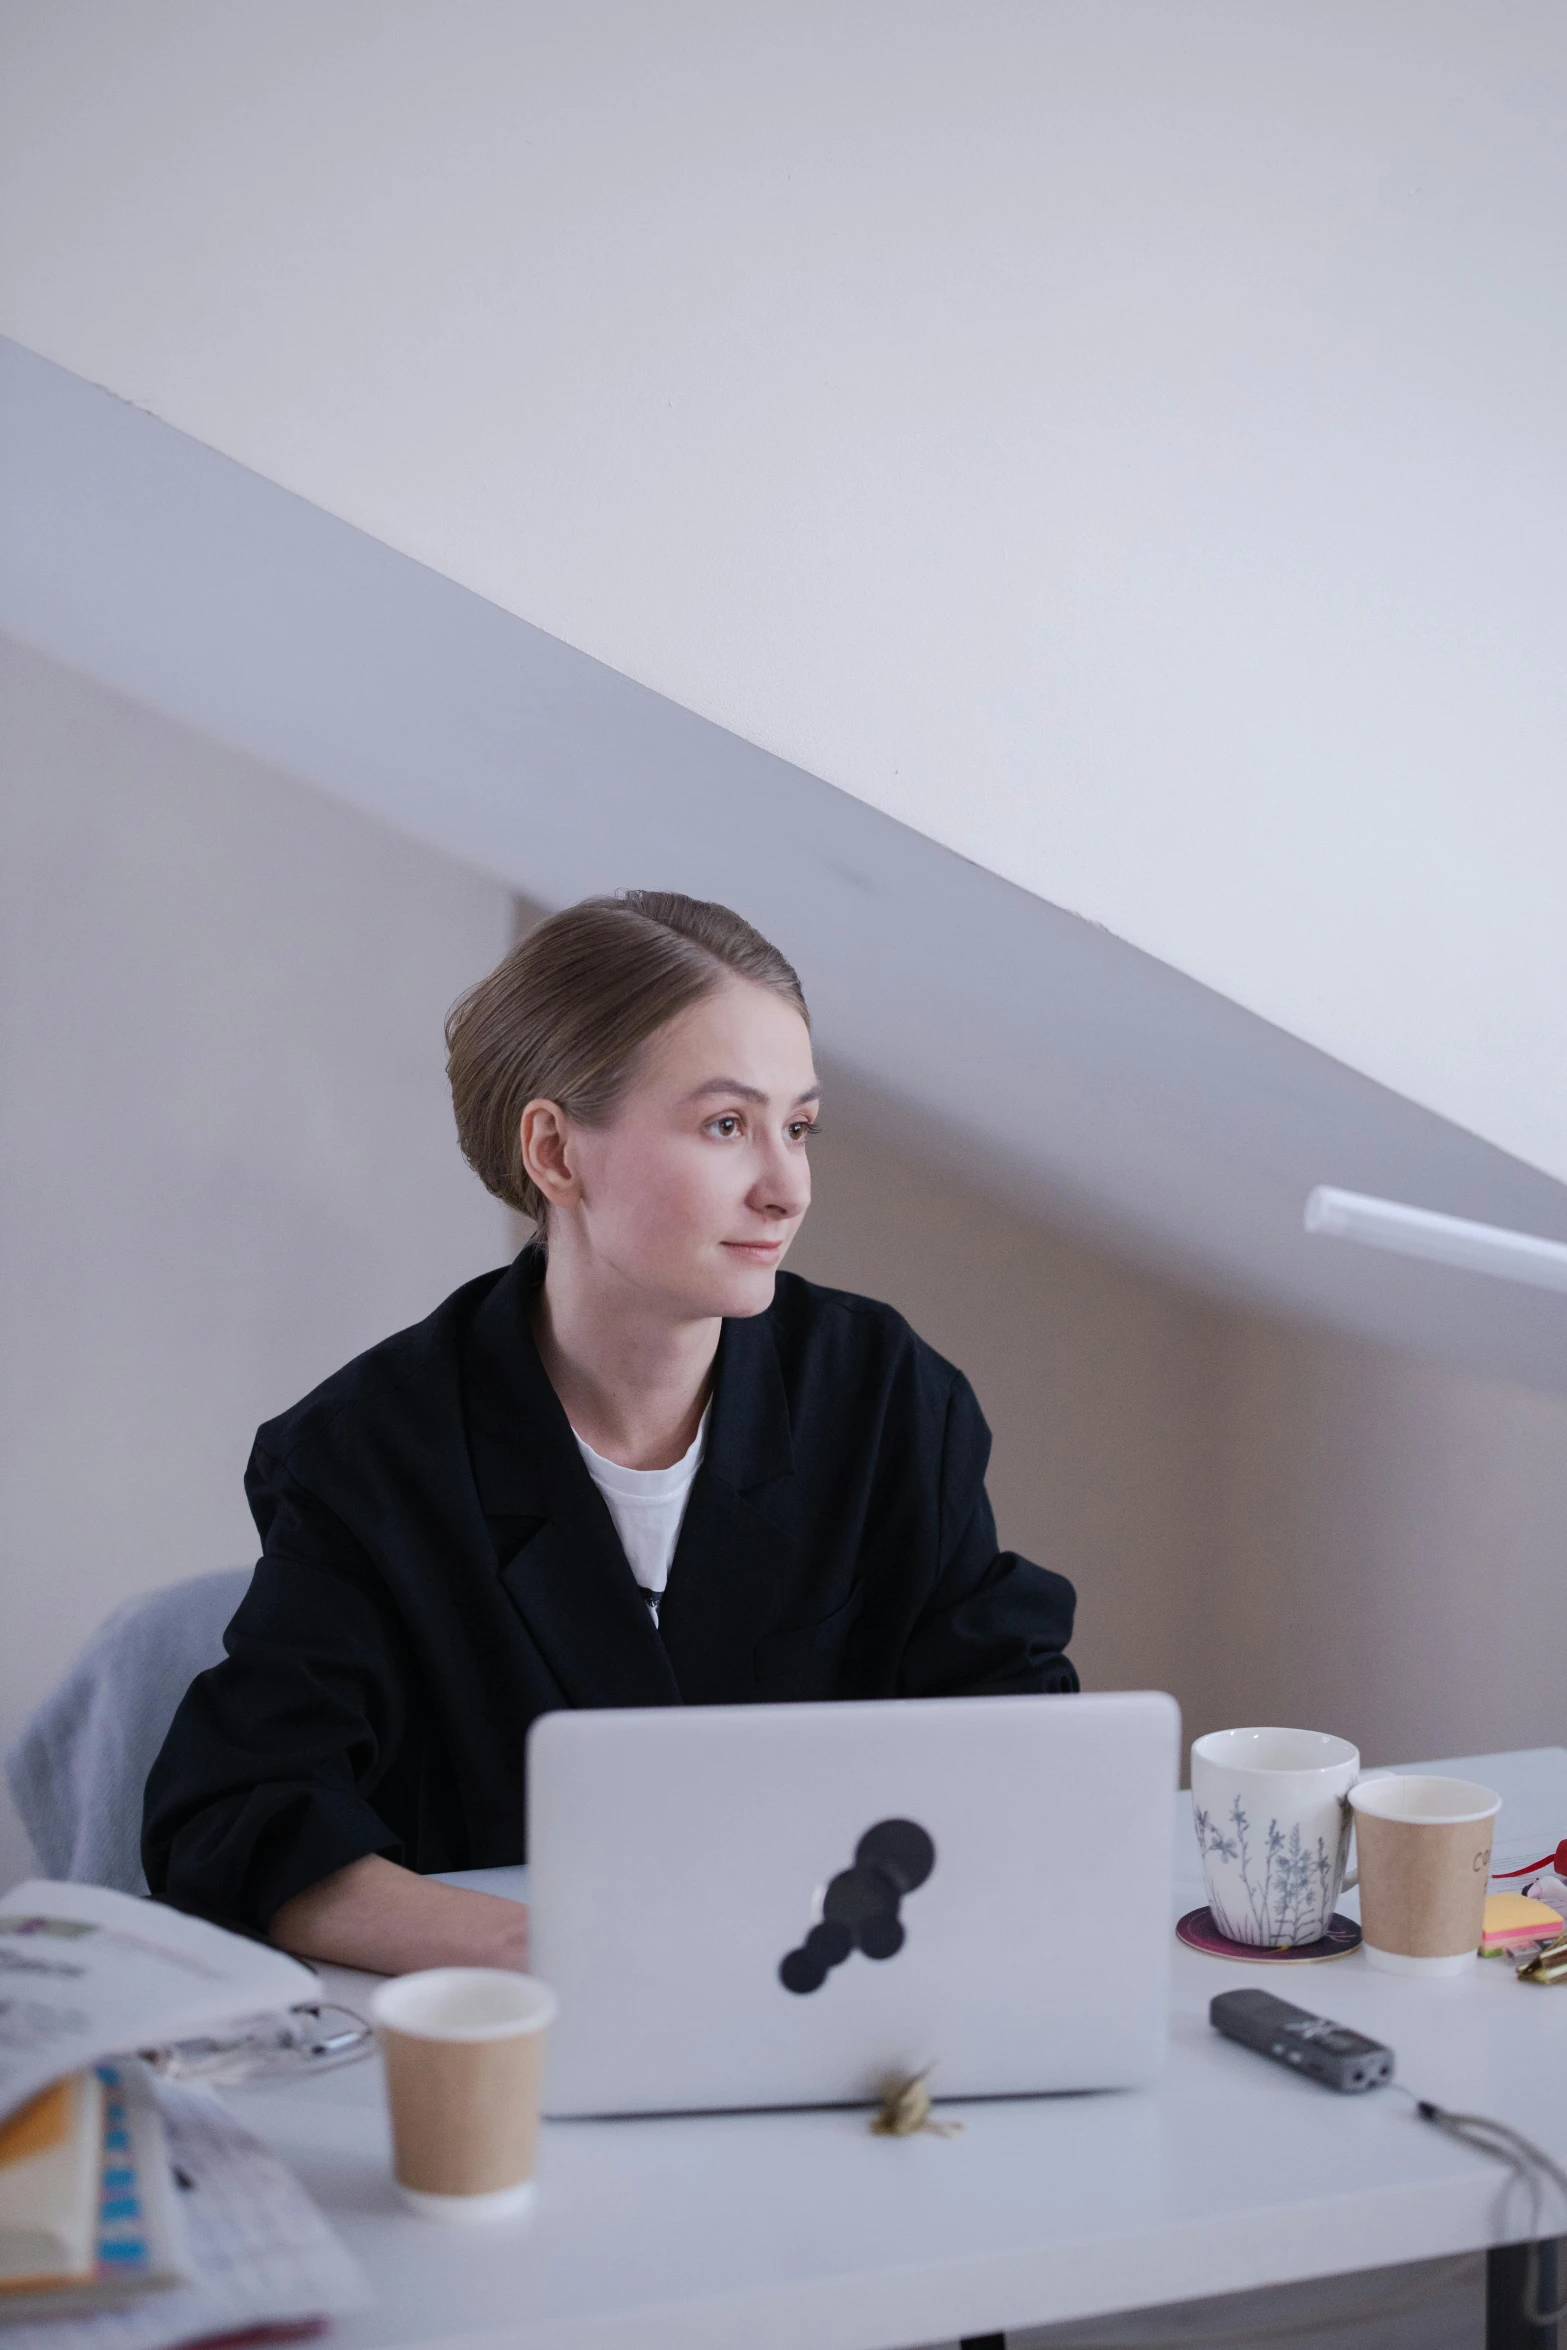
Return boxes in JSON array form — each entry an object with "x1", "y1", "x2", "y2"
[{"x1": 268, "y1": 1853, "x2": 530, "y2": 1976}]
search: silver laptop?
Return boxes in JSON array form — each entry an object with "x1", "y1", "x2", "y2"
[{"x1": 527, "y1": 1689, "x2": 1178, "y2": 2117}]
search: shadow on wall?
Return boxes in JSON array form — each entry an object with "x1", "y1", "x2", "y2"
[
  {"x1": 789, "y1": 1117, "x2": 1567, "y2": 1773},
  {"x1": 788, "y1": 1119, "x2": 1215, "y2": 1722}
]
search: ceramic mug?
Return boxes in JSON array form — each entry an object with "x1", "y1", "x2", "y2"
[{"x1": 1191, "y1": 1727, "x2": 1359, "y2": 1949}]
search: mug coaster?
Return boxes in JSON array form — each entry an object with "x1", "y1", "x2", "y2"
[{"x1": 1176, "y1": 1907, "x2": 1363, "y2": 1963}]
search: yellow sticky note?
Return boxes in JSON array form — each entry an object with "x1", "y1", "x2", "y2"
[{"x1": 1482, "y1": 1893, "x2": 1564, "y2": 1953}]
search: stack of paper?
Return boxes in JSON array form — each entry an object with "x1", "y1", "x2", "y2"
[
  {"x1": 0, "y1": 2084, "x2": 371, "y2": 2350},
  {"x1": 0, "y1": 1886, "x2": 371, "y2": 2349}
]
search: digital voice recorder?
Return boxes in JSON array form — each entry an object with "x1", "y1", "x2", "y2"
[{"x1": 1209, "y1": 1989, "x2": 1395, "y2": 2093}]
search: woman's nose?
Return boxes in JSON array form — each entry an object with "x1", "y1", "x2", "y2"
[{"x1": 754, "y1": 1141, "x2": 811, "y2": 1219}]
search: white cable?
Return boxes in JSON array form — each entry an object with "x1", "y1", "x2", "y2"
[
  {"x1": 1410, "y1": 2099, "x2": 1567, "y2": 2327},
  {"x1": 1304, "y1": 1187, "x2": 1567, "y2": 1295}
]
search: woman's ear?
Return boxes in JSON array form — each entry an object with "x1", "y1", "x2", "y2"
[{"x1": 519, "y1": 1099, "x2": 580, "y2": 1209}]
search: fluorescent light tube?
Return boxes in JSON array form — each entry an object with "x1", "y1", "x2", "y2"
[{"x1": 1304, "y1": 1188, "x2": 1567, "y2": 1295}]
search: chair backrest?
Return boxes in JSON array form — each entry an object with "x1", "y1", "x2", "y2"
[{"x1": 4, "y1": 1569, "x2": 252, "y2": 1893}]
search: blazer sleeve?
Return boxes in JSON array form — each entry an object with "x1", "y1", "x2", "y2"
[
  {"x1": 896, "y1": 1372, "x2": 1079, "y2": 1698},
  {"x1": 141, "y1": 1445, "x2": 411, "y2": 1936}
]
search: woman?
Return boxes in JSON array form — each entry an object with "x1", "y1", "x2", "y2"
[{"x1": 144, "y1": 892, "x2": 1077, "y2": 1972}]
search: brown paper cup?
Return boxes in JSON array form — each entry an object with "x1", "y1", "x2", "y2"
[
  {"x1": 1349, "y1": 1776, "x2": 1501, "y2": 1978},
  {"x1": 371, "y1": 1968, "x2": 558, "y2": 2220}
]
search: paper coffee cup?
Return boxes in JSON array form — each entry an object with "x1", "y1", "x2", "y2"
[
  {"x1": 1348, "y1": 1776, "x2": 1501, "y2": 1978},
  {"x1": 371, "y1": 1968, "x2": 558, "y2": 2220}
]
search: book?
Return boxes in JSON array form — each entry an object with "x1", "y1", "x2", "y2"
[
  {"x1": 0, "y1": 2066, "x2": 188, "y2": 2323},
  {"x1": 0, "y1": 2074, "x2": 104, "y2": 2291}
]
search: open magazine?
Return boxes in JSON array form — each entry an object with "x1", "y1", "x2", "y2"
[
  {"x1": 0, "y1": 1885, "x2": 318, "y2": 2127},
  {"x1": 0, "y1": 1889, "x2": 371, "y2": 2345}
]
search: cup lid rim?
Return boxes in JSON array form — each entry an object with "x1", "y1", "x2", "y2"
[
  {"x1": 370, "y1": 1966, "x2": 559, "y2": 2040},
  {"x1": 1348, "y1": 1773, "x2": 1503, "y2": 1825}
]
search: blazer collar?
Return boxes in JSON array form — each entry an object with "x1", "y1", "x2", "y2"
[
  {"x1": 462, "y1": 1247, "x2": 572, "y2": 1519},
  {"x1": 462, "y1": 1246, "x2": 795, "y2": 1514},
  {"x1": 463, "y1": 1250, "x2": 677, "y2": 1705},
  {"x1": 460, "y1": 1249, "x2": 799, "y2": 1709}
]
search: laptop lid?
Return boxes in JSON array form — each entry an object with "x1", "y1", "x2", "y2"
[{"x1": 528, "y1": 1689, "x2": 1178, "y2": 2117}]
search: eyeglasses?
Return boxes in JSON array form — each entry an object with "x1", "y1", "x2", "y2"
[{"x1": 140, "y1": 2001, "x2": 372, "y2": 2084}]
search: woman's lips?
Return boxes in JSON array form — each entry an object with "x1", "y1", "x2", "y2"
[{"x1": 723, "y1": 1238, "x2": 785, "y2": 1260}]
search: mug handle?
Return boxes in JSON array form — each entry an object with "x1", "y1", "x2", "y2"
[{"x1": 1341, "y1": 1786, "x2": 1358, "y2": 1891}]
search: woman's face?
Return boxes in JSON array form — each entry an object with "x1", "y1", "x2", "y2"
[{"x1": 538, "y1": 979, "x2": 819, "y2": 1320}]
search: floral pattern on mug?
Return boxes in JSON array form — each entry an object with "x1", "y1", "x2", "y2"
[{"x1": 1195, "y1": 1794, "x2": 1350, "y2": 1948}]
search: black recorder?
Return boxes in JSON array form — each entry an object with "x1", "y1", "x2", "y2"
[{"x1": 1210, "y1": 1989, "x2": 1395, "y2": 2093}]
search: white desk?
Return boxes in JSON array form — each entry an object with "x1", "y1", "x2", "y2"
[{"x1": 219, "y1": 1748, "x2": 1567, "y2": 2350}]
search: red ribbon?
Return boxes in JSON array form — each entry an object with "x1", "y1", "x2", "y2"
[{"x1": 1494, "y1": 1838, "x2": 1567, "y2": 1880}]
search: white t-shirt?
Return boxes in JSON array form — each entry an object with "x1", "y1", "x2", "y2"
[{"x1": 572, "y1": 1407, "x2": 710, "y2": 1625}]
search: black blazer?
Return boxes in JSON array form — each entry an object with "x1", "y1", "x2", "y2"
[{"x1": 143, "y1": 1250, "x2": 1078, "y2": 1935}]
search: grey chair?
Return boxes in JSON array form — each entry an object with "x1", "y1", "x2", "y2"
[{"x1": 5, "y1": 1568, "x2": 251, "y2": 1893}]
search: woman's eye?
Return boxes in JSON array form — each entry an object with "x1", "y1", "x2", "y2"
[
  {"x1": 788, "y1": 1120, "x2": 817, "y2": 1142},
  {"x1": 710, "y1": 1115, "x2": 741, "y2": 1138}
]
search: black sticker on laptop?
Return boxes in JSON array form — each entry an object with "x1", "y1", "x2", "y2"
[{"x1": 779, "y1": 1819, "x2": 935, "y2": 1993}]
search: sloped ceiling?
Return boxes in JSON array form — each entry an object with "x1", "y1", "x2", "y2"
[
  {"x1": 5, "y1": 336, "x2": 1567, "y2": 1392},
  {"x1": 1, "y1": 3, "x2": 1565, "y2": 1189}
]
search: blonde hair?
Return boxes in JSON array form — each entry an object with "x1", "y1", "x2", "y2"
[{"x1": 444, "y1": 891, "x2": 809, "y2": 1223}]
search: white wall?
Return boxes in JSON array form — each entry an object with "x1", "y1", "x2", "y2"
[
  {"x1": 0, "y1": 636, "x2": 513, "y2": 1886},
  {"x1": 3, "y1": 3, "x2": 1565, "y2": 1181},
  {"x1": 1200, "y1": 1315, "x2": 1567, "y2": 1770}
]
